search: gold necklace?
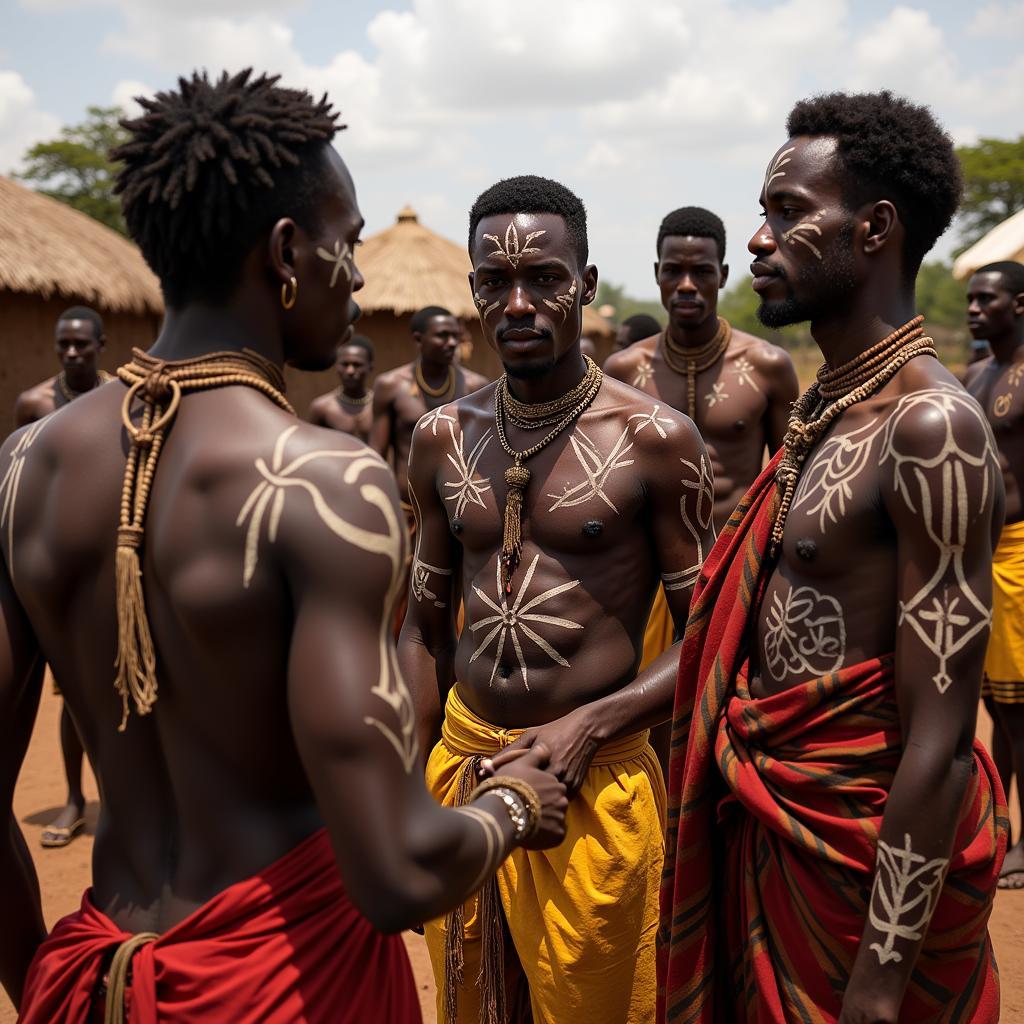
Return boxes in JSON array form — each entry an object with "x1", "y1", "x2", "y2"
[
  {"x1": 771, "y1": 318, "x2": 936, "y2": 556},
  {"x1": 337, "y1": 388, "x2": 373, "y2": 409},
  {"x1": 494, "y1": 359, "x2": 603, "y2": 591},
  {"x1": 114, "y1": 348, "x2": 293, "y2": 731},
  {"x1": 659, "y1": 318, "x2": 732, "y2": 418},
  {"x1": 57, "y1": 369, "x2": 114, "y2": 402},
  {"x1": 415, "y1": 360, "x2": 456, "y2": 402},
  {"x1": 503, "y1": 356, "x2": 601, "y2": 429}
]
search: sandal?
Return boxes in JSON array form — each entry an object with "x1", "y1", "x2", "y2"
[{"x1": 40, "y1": 816, "x2": 85, "y2": 848}]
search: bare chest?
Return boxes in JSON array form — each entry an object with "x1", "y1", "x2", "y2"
[{"x1": 967, "y1": 363, "x2": 1024, "y2": 439}]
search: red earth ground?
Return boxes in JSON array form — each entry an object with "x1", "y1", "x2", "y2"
[{"x1": 2, "y1": 687, "x2": 1021, "y2": 1023}]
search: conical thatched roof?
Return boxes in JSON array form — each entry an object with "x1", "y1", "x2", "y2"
[
  {"x1": 0, "y1": 175, "x2": 162, "y2": 315},
  {"x1": 952, "y1": 208, "x2": 1024, "y2": 280},
  {"x1": 357, "y1": 206, "x2": 613, "y2": 337}
]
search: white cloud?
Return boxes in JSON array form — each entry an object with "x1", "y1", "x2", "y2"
[
  {"x1": 109, "y1": 79, "x2": 153, "y2": 117},
  {"x1": 0, "y1": 69, "x2": 61, "y2": 173},
  {"x1": 969, "y1": 2, "x2": 1024, "y2": 36}
]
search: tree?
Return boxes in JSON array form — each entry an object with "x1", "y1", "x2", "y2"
[
  {"x1": 594, "y1": 281, "x2": 664, "y2": 324},
  {"x1": 16, "y1": 106, "x2": 128, "y2": 235},
  {"x1": 956, "y1": 136, "x2": 1024, "y2": 248}
]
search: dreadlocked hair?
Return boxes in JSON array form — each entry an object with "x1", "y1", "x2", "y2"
[{"x1": 114, "y1": 69, "x2": 344, "y2": 307}]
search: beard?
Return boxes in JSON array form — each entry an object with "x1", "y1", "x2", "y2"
[{"x1": 757, "y1": 222, "x2": 857, "y2": 329}]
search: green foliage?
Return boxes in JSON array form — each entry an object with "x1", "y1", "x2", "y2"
[
  {"x1": 594, "y1": 281, "x2": 664, "y2": 325},
  {"x1": 915, "y1": 261, "x2": 968, "y2": 331},
  {"x1": 16, "y1": 106, "x2": 128, "y2": 235},
  {"x1": 956, "y1": 135, "x2": 1024, "y2": 248}
]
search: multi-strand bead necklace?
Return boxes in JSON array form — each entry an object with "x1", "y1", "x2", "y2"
[
  {"x1": 661, "y1": 318, "x2": 732, "y2": 419},
  {"x1": 770, "y1": 316, "x2": 935, "y2": 556},
  {"x1": 494, "y1": 356, "x2": 603, "y2": 590}
]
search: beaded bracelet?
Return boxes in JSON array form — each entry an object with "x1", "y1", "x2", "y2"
[{"x1": 469, "y1": 775, "x2": 542, "y2": 841}]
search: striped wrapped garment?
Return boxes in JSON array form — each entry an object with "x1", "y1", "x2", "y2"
[{"x1": 659, "y1": 452, "x2": 1007, "y2": 1023}]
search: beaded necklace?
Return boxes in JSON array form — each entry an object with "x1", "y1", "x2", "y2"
[
  {"x1": 57, "y1": 369, "x2": 114, "y2": 402},
  {"x1": 494, "y1": 357, "x2": 603, "y2": 590},
  {"x1": 114, "y1": 348, "x2": 294, "y2": 730},
  {"x1": 659, "y1": 318, "x2": 732, "y2": 418},
  {"x1": 337, "y1": 388, "x2": 373, "y2": 409},
  {"x1": 414, "y1": 360, "x2": 456, "y2": 405},
  {"x1": 771, "y1": 317, "x2": 935, "y2": 557}
]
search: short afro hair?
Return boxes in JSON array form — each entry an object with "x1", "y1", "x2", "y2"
[
  {"x1": 410, "y1": 306, "x2": 455, "y2": 334},
  {"x1": 621, "y1": 313, "x2": 662, "y2": 343},
  {"x1": 56, "y1": 306, "x2": 104, "y2": 339},
  {"x1": 114, "y1": 69, "x2": 342, "y2": 308},
  {"x1": 341, "y1": 334, "x2": 375, "y2": 360},
  {"x1": 657, "y1": 207, "x2": 726, "y2": 262},
  {"x1": 469, "y1": 175, "x2": 588, "y2": 265},
  {"x1": 786, "y1": 90, "x2": 960, "y2": 276},
  {"x1": 974, "y1": 261, "x2": 1024, "y2": 297}
]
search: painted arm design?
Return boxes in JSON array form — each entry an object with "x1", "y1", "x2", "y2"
[
  {"x1": 0, "y1": 418, "x2": 50, "y2": 580},
  {"x1": 663, "y1": 453, "x2": 715, "y2": 592},
  {"x1": 238, "y1": 425, "x2": 418, "y2": 772}
]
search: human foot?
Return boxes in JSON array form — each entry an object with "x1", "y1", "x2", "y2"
[
  {"x1": 40, "y1": 801, "x2": 86, "y2": 848},
  {"x1": 998, "y1": 840, "x2": 1024, "y2": 889}
]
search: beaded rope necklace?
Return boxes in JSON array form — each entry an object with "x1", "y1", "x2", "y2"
[
  {"x1": 771, "y1": 316, "x2": 934, "y2": 557},
  {"x1": 414, "y1": 360, "x2": 456, "y2": 405},
  {"x1": 659, "y1": 318, "x2": 732, "y2": 418},
  {"x1": 337, "y1": 388, "x2": 373, "y2": 409},
  {"x1": 494, "y1": 356, "x2": 602, "y2": 590},
  {"x1": 114, "y1": 348, "x2": 294, "y2": 730},
  {"x1": 57, "y1": 369, "x2": 114, "y2": 402}
]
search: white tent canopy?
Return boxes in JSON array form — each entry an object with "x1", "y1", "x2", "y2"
[{"x1": 953, "y1": 207, "x2": 1024, "y2": 280}]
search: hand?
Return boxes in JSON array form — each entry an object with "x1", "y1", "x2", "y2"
[
  {"x1": 484, "y1": 743, "x2": 568, "y2": 850},
  {"x1": 481, "y1": 706, "x2": 602, "y2": 798}
]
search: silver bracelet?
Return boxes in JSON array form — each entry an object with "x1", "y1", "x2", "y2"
[{"x1": 485, "y1": 786, "x2": 531, "y2": 842}]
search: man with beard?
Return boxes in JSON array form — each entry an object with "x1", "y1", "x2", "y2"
[
  {"x1": 605, "y1": 208, "x2": 798, "y2": 675},
  {"x1": 14, "y1": 306, "x2": 113, "y2": 850},
  {"x1": 308, "y1": 334, "x2": 376, "y2": 442},
  {"x1": 0, "y1": 71, "x2": 568, "y2": 1022},
  {"x1": 661, "y1": 91, "x2": 1005, "y2": 1024},
  {"x1": 402, "y1": 175, "x2": 714, "y2": 1023},
  {"x1": 963, "y1": 260, "x2": 1024, "y2": 890}
]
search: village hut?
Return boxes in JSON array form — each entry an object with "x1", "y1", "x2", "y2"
[
  {"x1": 952, "y1": 208, "x2": 1024, "y2": 280},
  {"x1": 288, "y1": 205, "x2": 615, "y2": 412},
  {"x1": 0, "y1": 175, "x2": 164, "y2": 436}
]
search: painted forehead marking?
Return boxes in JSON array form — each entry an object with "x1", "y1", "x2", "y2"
[
  {"x1": 483, "y1": 219, "x2": 547, "y2": 269},
  {"x1": 763, "y1": 146, "x2": 795, "y2": 194}
]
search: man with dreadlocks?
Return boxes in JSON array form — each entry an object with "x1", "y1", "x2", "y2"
[
  {"x1": 0, "y1": 70, "x2": 569, "y2": 1023},
  {"x1": 661, "y1": 91, "x2": 1006, "y2": 1024},
  {"x1": 605, "y1": 208, "x2": 798, "y2": 679},
  {"x1": 402, "y1": 174, "x2": 715, "y2": 1024},
  {"x1": 14, "y1": 305, "x2": 113, "y2": 851}
]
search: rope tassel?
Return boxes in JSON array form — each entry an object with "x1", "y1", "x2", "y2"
[
  {"x1": 501, "y1": 463, "x2": 530, "y2": 592},
  {"x1": 114, "y1": 528, "x2": 158, "y2": 730}
]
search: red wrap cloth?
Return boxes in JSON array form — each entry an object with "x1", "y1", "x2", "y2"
[
  {"x1": 18, "y1": 828, "x2": 421, "y2": 1023},
  {"x1": 659, "y1": 452, "x2": 1007, "y2": 1023}
]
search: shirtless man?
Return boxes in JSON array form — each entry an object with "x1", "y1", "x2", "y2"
[
  {"x1": 0, "y1": 70, "x2": 566, "y2": 1022},
  {"x1": 402, "y1": 175, "x2": 714, "y2": 1024},
  {"x1": 662, "y1": 90, "x2": 1004, "y2": 1024},
  {"x1": 14, "y1": 305, "x2": 112, "y2": 850},
  {"x1": 308, "y1": 334, "x2": 375, "y2": 442},
  {"x1": 605, "y1": 206, "x2": 798, "y2": 532},
  {"x1": 370, "y1": 306, "x2": 488, "y2": 505},
  {"x1": 964, "y1": 260, "x2": 1024, "y2": 889}
]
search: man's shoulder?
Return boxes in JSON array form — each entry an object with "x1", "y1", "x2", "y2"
[
  {"x1": 412, "y1": 384, "x2": 498, "y2": 445},
  {"x1": 961, "y1": 358, "x2": 992, "y2": 390},
  {"x1": 14, "y1": 377, "x2": 58, "y2": 424},
  {"x1": 599, "y1": 375, "x2": 701, "y2": 451},
  {"x1": 309, "y1": 388, "x2": 338, "y2": 408},
  {"x1": 603, "y1": 336, "x2": 658, "y2": 378},
  {"x1": 374, "y1": 363, "x2": 414, "y2": 395},
  {"x1": 460, "y1": 368, "x2": 490, "y2": 393},
  {"x1": 731, "y1": 329, "x2": 793, "y2": 370}
]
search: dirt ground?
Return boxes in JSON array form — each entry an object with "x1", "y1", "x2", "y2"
[{"x1": 2, "y1": 688, "x2": 1021, "y2": 1023}]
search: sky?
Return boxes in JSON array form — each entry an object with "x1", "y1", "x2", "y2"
[{"x1": 2, "y1": 0, "x2": 1023, "y2": 298}]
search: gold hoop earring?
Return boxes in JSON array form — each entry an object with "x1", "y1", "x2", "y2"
[{"x1": 281, "y1": 276, "x2": 297, "y2": 311}]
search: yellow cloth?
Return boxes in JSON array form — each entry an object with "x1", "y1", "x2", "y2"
[
  {"x1": 984, "y1": 519, "x2": 1024, "y2": 700},
  {"x1": 640, "y1": 585, "x2": 674, "y2": 671},
  {"x1": 424, "y1": 686, "x2": 665, "y2": 1024}
]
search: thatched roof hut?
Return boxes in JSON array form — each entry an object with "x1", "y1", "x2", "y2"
[
  {"x1": 0, "y1": 175, "x2": 163, "y2": 435},
  {"x1": 342, "y1": 206, "x2": 615, "y2": 388}
]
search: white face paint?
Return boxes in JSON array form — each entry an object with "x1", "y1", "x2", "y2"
[
  {"x1": 469, "y1": 555, "x2": 583, "y2": 690},
  {"x1": 762, "y1": 581, "x2": 846, "y2": 682},
  {"x1": 868, "y1": 833, "x2": 949, "y2": 966},
  {"x1": 483, "y1": 220, "x2": 547, "y2": 269},
  {"x1": 237, "y1": 426, "x2": 417, "y2": 772},
  {"x1": 546, "y1": 426, "x2": 635, "y2": 515},
  {"x1": 543, "y1": 279, "x2": 577, "y2": 321},
  {"x1": 316, "y1": 239, "x2": 353, "y2": 287},
  {"x1": 781, "y1": 209, "x2": 827, "y2": 261}
]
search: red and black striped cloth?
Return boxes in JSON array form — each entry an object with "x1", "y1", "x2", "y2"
[{"x1": 659, "y1": 452, "x2": 1007, "y2": 1023}]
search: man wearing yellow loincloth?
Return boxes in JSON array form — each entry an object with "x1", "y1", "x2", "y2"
[
  {"x1": 964, "y1": 258, "x2": 1024, "y2": 888},
  {"x1": 400, "y1": 175, "x2": 715, "y2": 1023},
  {"x1": 606, "y1": 208, "x2": 799, "y2": 680}
]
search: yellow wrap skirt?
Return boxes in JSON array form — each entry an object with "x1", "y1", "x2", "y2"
[
  {"x1": 424, "y1": 686, "x2": 665, "y2": 1024},
  {"x1": 640, "y1": 585, "x2": 674, "y2": 672},
  {"x1": 983, "y1": 519, "x2": 1024, "y2": 702}
]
